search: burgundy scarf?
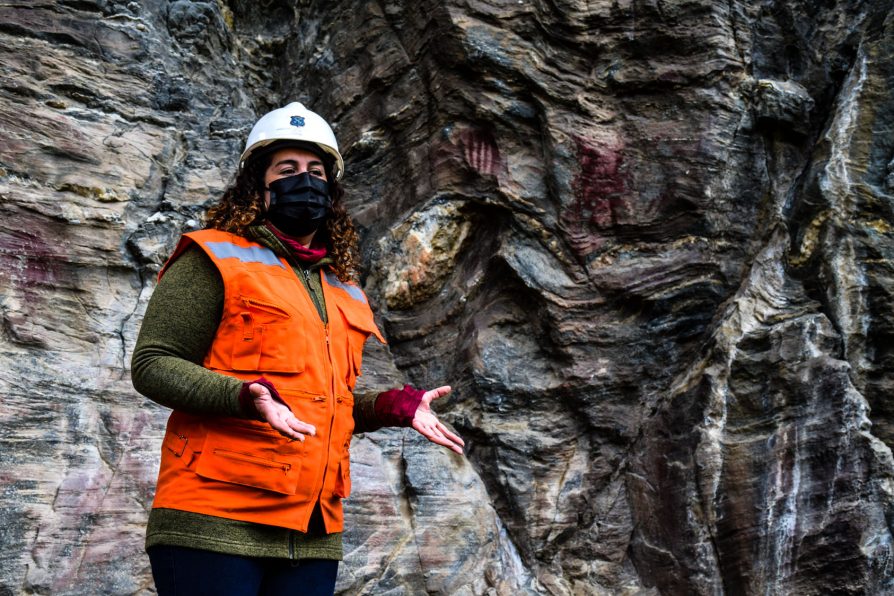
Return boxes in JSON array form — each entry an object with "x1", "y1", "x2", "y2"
[{"x1": 266, "y1": 223, "x2": 328, "y2": 264}]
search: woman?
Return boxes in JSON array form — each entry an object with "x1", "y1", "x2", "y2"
[{"x1": 131, "y1": 102, "x2": 464, "y2": 596}]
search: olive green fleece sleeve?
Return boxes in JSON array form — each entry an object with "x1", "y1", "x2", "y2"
[
  {"x1": 352, "y1": 387, "x2": 382, "y2": 434},
  {"x1": 130, "y1": 246, "x2": 245, "y2": 417}
]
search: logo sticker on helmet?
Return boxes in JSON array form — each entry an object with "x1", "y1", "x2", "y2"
[{"x1": 290, "y1": 116, "x2": 306, "y2": 127}]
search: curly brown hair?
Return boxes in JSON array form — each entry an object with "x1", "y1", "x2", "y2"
[{"x1": 204, "y1": 150, "x2": 361, "y2": 283}]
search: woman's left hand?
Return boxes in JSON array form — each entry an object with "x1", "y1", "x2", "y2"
[{"x1": 412, "y1": 386, "x2": 465, "y2": 455}]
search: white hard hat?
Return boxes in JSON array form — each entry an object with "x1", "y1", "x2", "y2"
[{"x1": 240, "y1": 102, "x2": 344, "y2": 180}]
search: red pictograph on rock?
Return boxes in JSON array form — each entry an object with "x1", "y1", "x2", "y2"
[
  {"x1": 561, "y1": 136, "x2": 630, "y2": 256},
  {"x1": 460, "y1": 127, "x2": 502, "y2": 176}
]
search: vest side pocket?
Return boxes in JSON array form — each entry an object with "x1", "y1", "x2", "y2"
[
  {"x1": 162, "y1": 430, "x2": 189, "y2": 458},
  {"x1": 332, "y1": 394, "x2": 355, "y2": 499},
  {"x1": 333, "y1": 437, "x2": 352, "y2": 498},
  {"x1": 162, "y1": 415, "x2": 203, "y2": 468},
  {"x1": 195, "y1": 423, "x2": 311, "y2": 497}
]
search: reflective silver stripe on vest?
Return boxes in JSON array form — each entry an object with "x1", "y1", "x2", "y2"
[
  {"x1": 323, "y1": 270, "x2": 367, "y2": 304},
  {"x1": 205, "y1": 242, "x2": 286, "y2": 269}
]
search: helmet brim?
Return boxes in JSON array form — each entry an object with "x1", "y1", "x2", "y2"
[{"x1": 241, "y1": 139, "x2": 344, "y2": 180}]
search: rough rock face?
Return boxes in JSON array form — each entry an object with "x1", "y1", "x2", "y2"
[{"x1": 2, "y1": 0, "x2": 894, "y2": 594}]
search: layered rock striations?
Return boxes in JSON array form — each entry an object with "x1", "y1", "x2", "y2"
[{"x1": 1, "y1": 0, "x2": 893, "y2": 594}]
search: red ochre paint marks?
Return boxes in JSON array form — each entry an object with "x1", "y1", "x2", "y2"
[
  {"x1": 460, "y1": 127, "x2": 502, "y2": 176},
  {"x1": 561, "y1": 136, "x2": 630, "y2": 256},
  {"x1": 0, "y1": 230, "x2": 60, "y2": 287},
  {"x1": 0, "y1": 229, "x2": 62, "y2": 346}
]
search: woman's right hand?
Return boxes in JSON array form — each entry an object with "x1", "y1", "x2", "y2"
[{"x1": 249, "y1": 383, "x2": 316, "y2": 441}]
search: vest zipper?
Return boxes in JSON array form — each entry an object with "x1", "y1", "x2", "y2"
[
  {"x1": 307, "y1": 318, "x2": 337, "y2": 531},
  {"x1": 292, "y1": 269, "x2": 338, "y2": 532},
  {"x1": 289, "y1": 530, "x2": 296, "y2": 560},
  {"x1": 301, "y1": 267, "x2": 327, "y2": 322},
  {"x1": 286, "y1": 263, "x2": 331, "y2": 532}
]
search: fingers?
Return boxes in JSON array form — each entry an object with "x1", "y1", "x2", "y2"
[
  {"x1": 428, "y1": 429, "x2": 464, "y2": 455},
  {"x1": 268, "y1": 411, "x2": 305, "y2": 441},
  {"x1": 269, "y1": 412, "x2": 315, "y2": 441},
  {"x1": 422, "y1": 385, "x2": 452, "y2": 403},
  {"x1": 436, "y1": 421, "x2": 465, "y2": 449},
  {"x1": 412, "y1": 416, "x2": 465, "y2": 455},
  {"x1": 285, "y1": 415, "x2": 316, "y2": 438},
  {"x1": 272, "y1": 408, "x2": 315, "y2": 441},
  {"x1": 255, "y1": 397, "x2": 316, "y2": 441}
]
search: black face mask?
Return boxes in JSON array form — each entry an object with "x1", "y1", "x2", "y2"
[{"x1": 266, "y1": 173, "x2": 332, "y2": 237}]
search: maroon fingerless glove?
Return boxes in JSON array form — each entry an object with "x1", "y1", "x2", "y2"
[
  {"x1": 374, "y1": 384, "x2": 425, "y2": 427},
  {"x1": 238, "y1": 376, "x2": 283, "y2": 421}
]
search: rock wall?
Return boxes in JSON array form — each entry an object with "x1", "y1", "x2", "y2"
[{"x1": 2, "y1": 0, "x2": 893, "y2": 594}]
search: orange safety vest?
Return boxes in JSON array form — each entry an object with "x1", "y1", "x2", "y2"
[{"x1": 150, "y1": 229, "x2": 385, "y2": 533}]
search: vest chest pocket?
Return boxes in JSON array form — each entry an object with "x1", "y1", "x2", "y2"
[
  {"x1": 334, "y1": 302, "x2": 380, "y2": 390},
  {"x1": 229, "y1": 296, "x2": 306, "y2": 373}
]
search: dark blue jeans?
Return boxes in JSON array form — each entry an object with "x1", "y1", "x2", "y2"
[{"x1": 148, "y1": 545, "x2": 339, "y2": 596}]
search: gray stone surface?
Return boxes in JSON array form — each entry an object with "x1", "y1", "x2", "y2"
[{"x1": 2, "y1": 0, "x2": 894, "y2": 594}]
